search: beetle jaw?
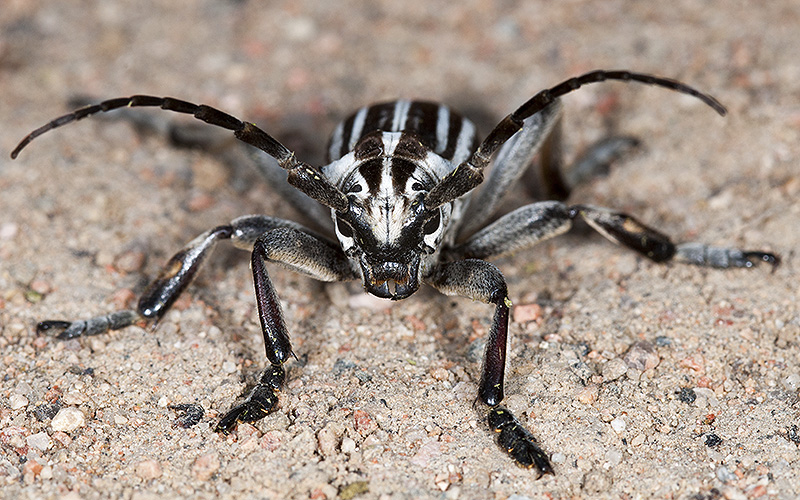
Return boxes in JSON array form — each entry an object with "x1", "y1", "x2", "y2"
[{"x1": 359, "y1": 252, "x2": 421, "y2": 300}]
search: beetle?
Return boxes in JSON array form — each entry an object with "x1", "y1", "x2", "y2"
[{"x1": 11, "y1": 70, "x2": 779, "y2": 475}]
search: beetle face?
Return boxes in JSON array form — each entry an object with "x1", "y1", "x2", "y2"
[{"x1": 328, "y1": 131, "x2": 452, "y2": 300}]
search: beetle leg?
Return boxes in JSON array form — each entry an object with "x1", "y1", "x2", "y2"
[
  {"x1": 448, "y1": 201, "x2": 573, "y2": 261},
  {"x1": 447, "y1": 201, "x2": 779, "y2": 269},
  {"x1": 559, "y1": 135, "x2": 640, "y2": 193},
  {"x1": 425, "y1": 259, "x2": 553, "y2": 475},
  {"x1": 37, "y1": 224, "x2": 235, "y2": 340},
  {"x1": 534, "y1": 116, "x2": 640, "y2": 200},
  {"x1": 570, "y1": 205, "x2": 780, "y2": 268},
  {"x1": 216, "y1": 227, "x2": 356, "y2": 433},
  {"x1": 36, "y1": 215, "x2": 326, "y2": 340}
]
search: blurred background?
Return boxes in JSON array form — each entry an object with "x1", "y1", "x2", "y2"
[{"x1": 1, "y1": 1, "x2": 798, "y2": 499}]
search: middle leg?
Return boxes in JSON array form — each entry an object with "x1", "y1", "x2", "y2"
[
  {"x1": 425, "y1": 259, "x2": 553, "y2": 475},
  {"x1": 216, "y1": 226, "x2": 357, "y2": 432},
  {"x1": 448, "y1": 200, "x2": 778, "y2": 269}
]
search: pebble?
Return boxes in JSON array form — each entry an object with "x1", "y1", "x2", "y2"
[
  {"x1": 0, "y1": 222, "x2": 18, "y2": 240},
  {"x1": 135, "y1": 459, "x2": 162, "y2": 480},
  {"x1": 624, "y1": 341, "x2": 659, "y2": 371},
  {"x1": 513, "y1": 303, "x2": 542, "y2": 323},
  {"x1": 26, "y1": 431, "x2": 52, "y2": 451},
  {"x1": 693, "y1": 388, "x2": 719, "y2": 408},
  {"x1": 114, "y1": 249, "x2": 146, "y2": 273},
  {"x1": 9, "y1": 393, "x2": 28, "y2": 410},
  {"x1": 260, "y1": 430, "x2": 283, "y2": 451},
  {"x1": 576, "y1": 384, "x2": 599, "y2": 405},
  {"x1": 602, "y1": 358, "x2": 628, "y2": 381},
  {"x1": 341, "y1": 437, "x2": 357, "y2": 454},
  {"x1": 716, "y1": 465, "x2": 737, "y2": 483},
  {"x1": 317, "y1": 423, "x2": 343, "y2": 457},
  {"x1": 610, "y1": 416, "x2": 626, "y2": 433},
  {"x1": 192, "y1": 452, "x2": 220, "y2": 481},
  {"x1": 50, "y1": 407, "x2": 86, "y2": 432},
  {"x1": 782, "y1": 373, "x2": 800, "y2": 391}
]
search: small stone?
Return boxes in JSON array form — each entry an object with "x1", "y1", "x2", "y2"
[
  {"x1": 610, "y1": 416, "x2": 626, "y2": 433},
  {"x1": 576, "y1": 384, "x2": 599, "y2": 405},
  {"x1": 317, "y1": 423, "x2": 342, "y2": 457},
  {"x1": 114, "y1": 249, "x2": 147, "y2": 273},
  {"x1": 693, "y1": 387, "x2": 719, "y2": 408},
  {"x1": 678, "y1": 387, "x2": 696, "y2": 404},
  {"x1": 353, "y1": 409, "x2": 377, "y2": 435},
  {"x1": 135, "y1": 459, "x2": 162, "y2": 480},
  {"x1": 192, "y1": 452, "x2": 220, "y2": 481},
  {"x1": 782, "y1": 373, "x2": 800, "y2": 391},
  {"x1": 239, "y1": 435, "x2": 259, "y2": 455},
  {"x1": 680, "y1": 354, "x2": 705, "y2": 373},
  {"x1": 9, "y1": 393, "x2": 28, "y2": 410},
  {"x1": 604, "y1": 448, "x2": 622, "y2": 466},
  {"x1": 602, "y1": 358, "x2": 627, "y2": 381},
  {"x1": 260, "y1": 430, "x2": 283, "y2": 451},
  {"x1": 704, "y1": 433, "x2": 722, "y2": 447},
  {"x1": 0, "y1": 222, "x2": 18, "y2": 240},
  {"x1": 430, "y1": 366, "x2": 449, "y2": 381},
  {"x1": 51, "y1": 431, "x2": 72, "y2": 447},
  {"x1": 716, "y1": 465, "x2": 737, "y2": 482},
  {"x1": 513, "y1": 303, "x2": 543, "y2": 324},
  {"x1": 341, "y1": 437, "x2": 356, "y2": 454},
  {"x1": 624, "y1": 341, "x2": 659, "y2": 371},
  {"x1": 50, "y1": 407, "x2": 85, "y2": 432},
  {"x1": 630, "y1": 433, "x2": 646, "y2": 447},
  {"x1": 22, "y1": 459, "x2": 43, "y2": 483},
  {"x1": 29, "y1": 279, "x2": 52, "y2": 295},
  {"x1": 26, "y1": 432, "x2": 52, "y2": 451}
]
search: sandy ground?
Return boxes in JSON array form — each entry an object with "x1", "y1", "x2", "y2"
[{"x1": 1, "y1": 1, "x2": 799, "y2": 499}]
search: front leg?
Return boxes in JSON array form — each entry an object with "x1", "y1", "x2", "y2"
[
  {"x1": 425, "y1": 260, "x2": 553, "y2": 476},
  {"x1": 36, "y1": 215, "x2": 317, "y2": 340},
  {"x1": 215, "y1": 227, "x2": 356, "y2": 433}
]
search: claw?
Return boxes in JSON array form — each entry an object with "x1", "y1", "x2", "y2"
[
  {"x1": 37, "y1": 320, "x2": 87, "y2": 339},
  {"x1": 36, "y1": 320, "x2": 73, "y2": 335},
  {"x1": 214, "y1": 385, "x2": 279, "y2": 434},
  {"x1": 741, "y1": 251, "x2": 780, "y2": 269},
  {"x1": 489, "y1": 406, "x2": 553, "y2": 477},
  {"x1": 169, "y1": 403, "x2": 205, "y2": 428}
]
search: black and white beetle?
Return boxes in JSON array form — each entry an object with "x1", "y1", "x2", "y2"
[{"x1": 12, "y1": 70, "x2": 779, "y2": 475}]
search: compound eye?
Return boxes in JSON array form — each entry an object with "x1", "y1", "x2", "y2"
[
  {"x1": 423, "y1": 211, "x2": 441, "y2": 235},
  {"x1": 336, "y1": 214, "x2": 353, "y2": 238}
]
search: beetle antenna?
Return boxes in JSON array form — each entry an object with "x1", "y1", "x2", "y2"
[
  {"x1": 425, "y1": 70, "x2": 727, "y2": 209},
  {"x1": 11, "y1": 95, "x2": 348, "y2": 211}
]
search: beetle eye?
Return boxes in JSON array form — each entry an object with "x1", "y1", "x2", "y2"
[
  {"x1": 423, "y1": 212, "x2": 440, "y2": 235},
  {"x1": 336, "y1": 215, "x2": 353, "y2": 238}
]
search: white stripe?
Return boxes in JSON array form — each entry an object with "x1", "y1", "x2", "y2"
[
  {"x1": 392, "y1": 100, "x2": 411, "y2": 132},
  {"x1": 328, "y1": 120, "x2": 344, "y2": 160},
  {"x1": 347, "y1": 106, "x2": 369, "y2": 152},
  {"x1": 435, "y1": 105, "x2": 450, "y2": 155},
  {"x1": 452, "y1": 119, "x2": 476, "y2": 164}
]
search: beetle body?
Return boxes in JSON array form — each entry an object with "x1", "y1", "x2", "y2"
[{"x1": 12, "y1": 70, "x2": 779, "y2": 475}]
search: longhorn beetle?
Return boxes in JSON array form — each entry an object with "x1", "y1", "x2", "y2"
[{"x1": 12, "y1": 70, "x2": 779, "y2": 475}]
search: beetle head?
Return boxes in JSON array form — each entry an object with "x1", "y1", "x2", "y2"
[{"x1": 329, "y1": 132, "x2": 452, "y2": 300}]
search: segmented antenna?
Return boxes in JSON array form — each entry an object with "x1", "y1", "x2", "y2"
[
  {"x1": 424, "y1": 70, "x2": 727, "y2": 209},
  {"x1": 10, "y1": 95, "x2": 348, "y2": 211}
]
